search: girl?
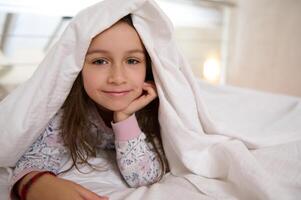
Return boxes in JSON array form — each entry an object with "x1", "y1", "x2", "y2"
[
  {"x1": 2, "y1": 0, "x2": 301, "y2": 199},
  {"x1": 10, "y1": 15, "x2": 167, "y2": 200}
]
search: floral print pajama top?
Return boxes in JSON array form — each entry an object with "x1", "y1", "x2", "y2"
[{"x1": 11, "y1": 103, "x2": 163, "y2": 189}]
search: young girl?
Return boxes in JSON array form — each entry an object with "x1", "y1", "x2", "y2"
[{"x1": 10, "y1": 15, "x2": 167, "y2": 200}]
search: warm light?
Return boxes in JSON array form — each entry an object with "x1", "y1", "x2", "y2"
[{"x1": 203, "y1": 58, "x2": 221, "y2": 82}]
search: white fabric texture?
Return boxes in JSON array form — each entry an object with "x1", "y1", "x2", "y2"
[{"x1": 0, "y1": 0, "x2": 301, "y2": 199}]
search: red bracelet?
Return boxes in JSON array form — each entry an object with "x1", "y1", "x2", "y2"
[{"x1": 20, "y1": 171, "x2": 56, "y2": 200}]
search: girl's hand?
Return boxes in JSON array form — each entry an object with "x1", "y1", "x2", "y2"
[
  {"x1": 113, "y1": 81, "x2": 157, "y2": 122},
  {"x1": 23, "y1": 172, "x2": 108, "y2": 200}
]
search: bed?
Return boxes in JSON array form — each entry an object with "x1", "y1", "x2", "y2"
[{"x1": 1, "y1": 79, "x2": 300, "y2": 200}]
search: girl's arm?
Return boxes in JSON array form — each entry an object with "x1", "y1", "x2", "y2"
[
  {"x1": 11, "y1": 112, "x2": 107, "y2": 200},
  {"x1": 10, "y1": 111, "x2": 67, "y2": 197},
  {"x1": 112, "y1": 114, "x2": 163, "y2": 188},
  {"x1": 11, "y1": 111, "x2": 68, "y2": 188},
  {"x1": 13, "y1": 171, "x2": 108, "y2": 200}
]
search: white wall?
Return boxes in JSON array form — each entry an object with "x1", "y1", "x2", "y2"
[
  {"x1": 175, "y1": 26, "x2": 222, "y2": 79},
  {"x1": 227, "y1": 0, "x2": 301, "y2": 97}
]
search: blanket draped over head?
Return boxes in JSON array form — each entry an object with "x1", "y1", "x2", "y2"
[{"x1": 1, "y1": 0, "x2": 301, "y2": 199}]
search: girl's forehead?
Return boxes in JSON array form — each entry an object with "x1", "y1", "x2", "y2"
[{"x1": 88, "y1": 21, "x2": 145, "y2": 53}]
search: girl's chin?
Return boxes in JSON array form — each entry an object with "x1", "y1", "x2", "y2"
[{"x1": 98, "y1": 103, "x2": 129, "y2": 112}]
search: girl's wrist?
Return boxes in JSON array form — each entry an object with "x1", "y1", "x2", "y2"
[
  {"x1": 111, "y1": 114, "x2": 141, "y2": 141},
  {"x1": 16, "y1": 171, "x2": 40, "y2": 196},
  {"x1": 16, "y1": 171, "x2": 56, "y2": 199},
  {"x1": 113, "y1": 112, "x2": 131, "y2": 122}
]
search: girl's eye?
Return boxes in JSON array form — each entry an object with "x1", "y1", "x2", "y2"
[
  {"x1": 92, "y1": 59, "x2": 108, "y2": 65},
  {"x1": 127, "y1": 59, "x2": 140, "y2": 65}
]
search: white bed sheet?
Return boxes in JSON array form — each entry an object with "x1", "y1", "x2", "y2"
[{"x1": 1, "y1": 80, "x2": 300, "y2": 200}]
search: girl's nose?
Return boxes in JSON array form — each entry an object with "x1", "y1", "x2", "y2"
[{"x1": 107, "y1": 65, "x2": 126, "y2": 85}]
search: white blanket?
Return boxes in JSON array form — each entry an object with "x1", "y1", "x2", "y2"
[
  {"x1": 0, "y1": 0, "x2": 300, "y2": 199},
  {"x1": 1, "y1": 80, "x2": 301, "y2": 199}
]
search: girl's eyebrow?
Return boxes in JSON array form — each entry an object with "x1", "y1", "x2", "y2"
[{"x1": 87, "y1": 49, "x2": 145, "y2": 55}]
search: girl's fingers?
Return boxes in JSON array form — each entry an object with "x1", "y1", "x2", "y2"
[
  {"x1": 76, "y1": 184, "x2": 108, "y2": 200},
  {"x1": 120, "y1": 81, "x2": 157, "y2": 115},
  {"x1": 140, "y1": 86, "x2": 157, "y2": 105},
  {"x1": 143, "y1": 82, "x2": 158, "y2": 99}
]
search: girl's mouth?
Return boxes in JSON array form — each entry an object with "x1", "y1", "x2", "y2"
[{"x1": 102, "y1": 90, "x2": 131, "y2": 97}]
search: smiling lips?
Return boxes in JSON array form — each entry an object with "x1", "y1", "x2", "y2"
[{"x1": 102, "y1": 90, "x2": 131, "y2": 97}]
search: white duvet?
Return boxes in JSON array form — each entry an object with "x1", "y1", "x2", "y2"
[{"x1": 0, "y1": 0, "x2": 300, "y2": 199}]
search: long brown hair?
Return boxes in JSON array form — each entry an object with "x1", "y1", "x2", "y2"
[{"x1": 60, "y1": 15, "x2": 167, "y2": 181}]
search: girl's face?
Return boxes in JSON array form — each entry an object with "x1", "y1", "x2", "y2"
[{"x1": 82, "y1": 21, "x2": 147, "y2": 112}]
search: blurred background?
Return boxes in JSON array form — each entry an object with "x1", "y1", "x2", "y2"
[{"x1": 0, "y1": 0, "x2": 300, "y2": 101}]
